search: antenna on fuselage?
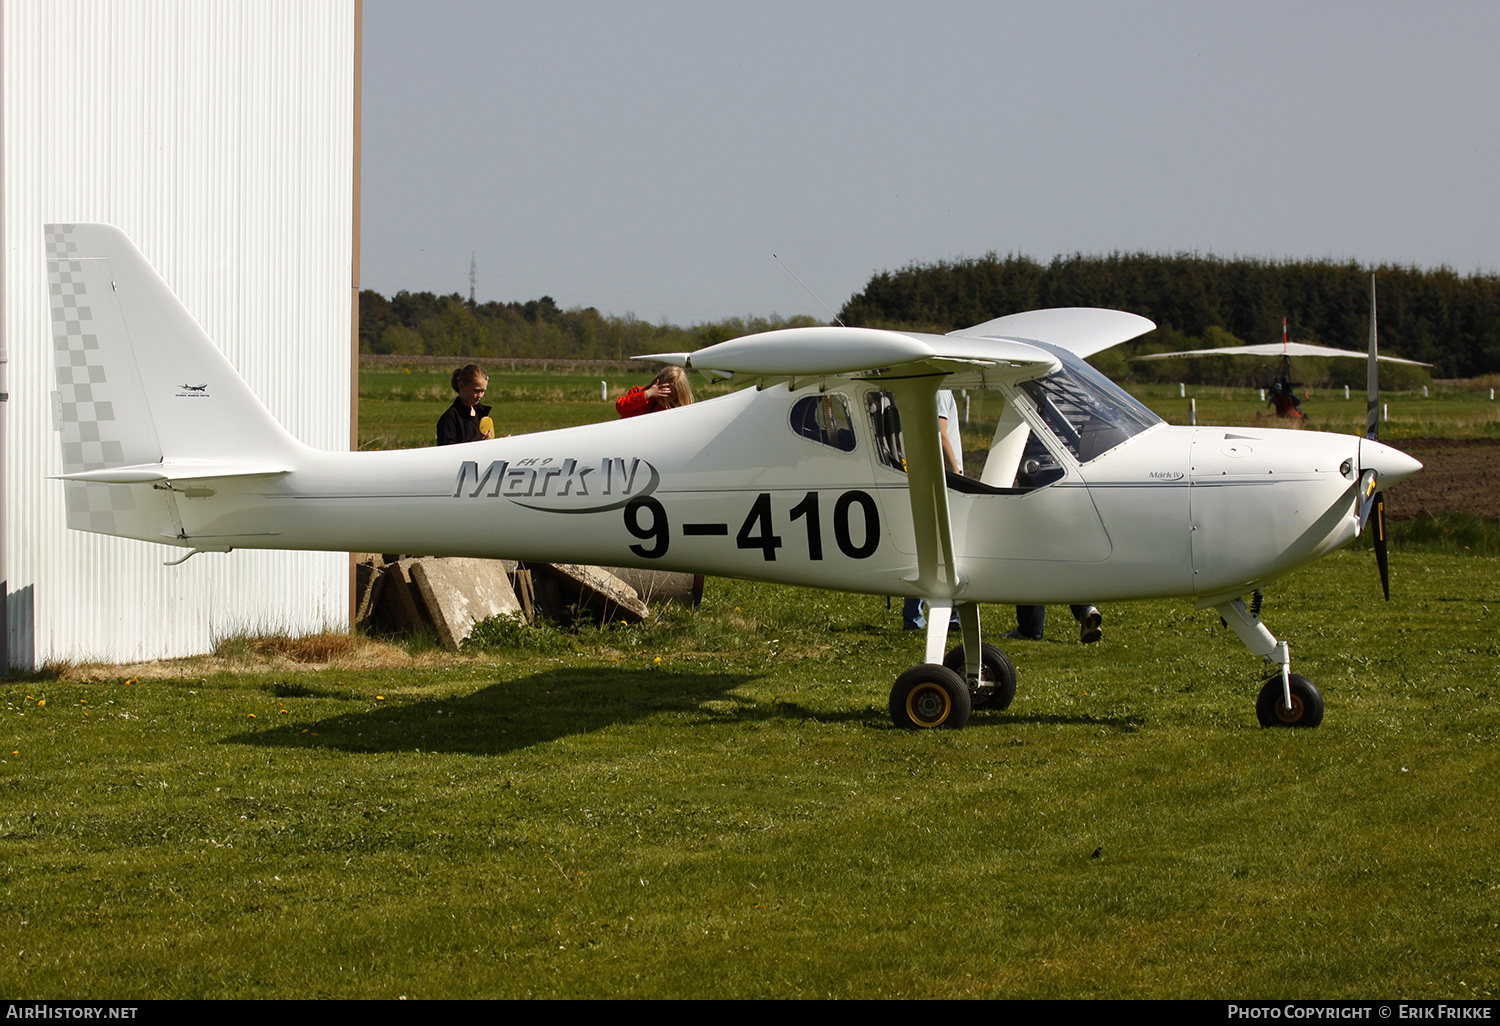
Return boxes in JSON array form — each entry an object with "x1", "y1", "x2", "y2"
[{"x1": 773, "y1": 253, "x2": 845, "y2": 327}]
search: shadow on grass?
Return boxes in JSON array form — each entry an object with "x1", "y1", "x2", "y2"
[
  {"x1": 221, "y1": 666, "x2": 1149, "y2": 755},
  {"x1": 224, "y1": 665, "x2": 772, "y2": 756}
]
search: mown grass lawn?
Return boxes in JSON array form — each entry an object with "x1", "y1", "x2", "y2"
[{"x1": 3, "y1": 550, "x2": 1496, "y2": 998}]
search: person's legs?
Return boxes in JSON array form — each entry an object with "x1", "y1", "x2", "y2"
[
  {"x1": 1073, "y1": 604, "x2": 1102, "y2": 644},
  {"x1": 902, "y1": 597, "x2": 925, "y2": 631},
  {"x1": 1007, "y1": 605, "x2": 1044, "y2": 641}
]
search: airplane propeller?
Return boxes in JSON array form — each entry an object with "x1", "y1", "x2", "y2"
[{"x1": 1364, "y1": 275, "x2": 1391, "y2": 600}]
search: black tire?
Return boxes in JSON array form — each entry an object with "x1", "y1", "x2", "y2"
[
  {"x1": 1255, "y1": 674, "x2": 1324, "y2": 728},
  {"x1": 943, "y1": 642, "x2": 1017, "y2": 711},
  {"x1": 890, "y1": 664, "x2": 972, "y2": 730}
]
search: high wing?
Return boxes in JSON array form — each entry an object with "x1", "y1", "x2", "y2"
[
  {"x1": 948, "y1": 308, "x2": 1158, "y2": 358},
  {"x1": 640, "y1": 308, "x2": 1157, "y2": 663},
  {"x1": 639, "y1": 325, "x2": 1054, "y2": 383},
  {"x1": 641, "y1": 307, "x2": 1156, "y2": 381},
  {"x1": 1135, "y1": 341, "x2": 1431, "y2": 366}
]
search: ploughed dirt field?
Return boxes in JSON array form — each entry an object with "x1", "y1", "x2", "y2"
[{"x1": 1381, "y1": 438, "x2": 1500, "y2": 519}]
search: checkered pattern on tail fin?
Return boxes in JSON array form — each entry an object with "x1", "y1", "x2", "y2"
[{"x1": 46, "y1": 224, "x2": 140, "y2": 533}]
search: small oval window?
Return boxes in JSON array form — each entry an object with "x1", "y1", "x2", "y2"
[{"x1": 789, "y1": 394, "x2": 856, "y2": 452}]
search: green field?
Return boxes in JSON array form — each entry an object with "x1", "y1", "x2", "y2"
[
  {"x1": 359, "y1": 362, "x2": 1500, "y2": 453},
  {"x1": 358, "y1": 364, "x2": 739, "y2": 450},
  {"x1": 3, "y1": 362, "x2": 1497, "y2": 999}
]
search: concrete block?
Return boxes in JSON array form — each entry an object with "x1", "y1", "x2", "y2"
[
  {"x1": 602, "y1": 568, "x2": 704, "y2": 608},
  {"x1": 378, "y1": 558, "x2": 429, "y2": 634},
  {"x1": 530, "y1": 563, "x2": 648, "y2": 624},
  {"x1": 410, "y1": 557, "x2": 523, "y2": 651},
  {"x1": 509, "y1": 568, "x2": 536, "y2": 621},
  {"x1": 354, "y1": 556, "x2": 385, "y2": 626}
]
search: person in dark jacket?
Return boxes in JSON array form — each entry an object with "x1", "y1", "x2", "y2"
[{"x1": 436, "y1": 364, "x2": 494, "y2": 445}]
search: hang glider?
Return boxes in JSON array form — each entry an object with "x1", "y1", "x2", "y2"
[{"x1": 1136, "y1": 341, "x2": 1431, "y2": 366}]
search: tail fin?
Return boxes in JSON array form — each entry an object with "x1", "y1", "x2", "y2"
[{"x1": 45, "y1": 223, "x2": 300, "y2": 538}]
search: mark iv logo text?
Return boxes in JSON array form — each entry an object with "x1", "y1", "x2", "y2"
[{"x1": 453, "y1": 457, "x2": 660, "y2": 513}]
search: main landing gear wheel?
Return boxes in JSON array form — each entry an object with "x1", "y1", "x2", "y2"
[
  {"x1": 889, "y1": 664, "x2": 972, "y2": 730},
  {"x1": 943, "y1": 643, "x2": 1017, "y2": 711},
  {"x1": 1255, "y1": 674, "x2": 1324, "y2": 728}
]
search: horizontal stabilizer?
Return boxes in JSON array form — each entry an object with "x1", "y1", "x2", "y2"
[{"x1": 53, "y1": 461, "x2": 291, "y2": 484}]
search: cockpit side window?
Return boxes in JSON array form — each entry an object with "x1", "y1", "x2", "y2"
[
  {"x1": 865, "y1": 389, "x2": 905, "y2": 471},
  {"x1": 789, "y1": 393, "x2": 857, "y2": 452}
]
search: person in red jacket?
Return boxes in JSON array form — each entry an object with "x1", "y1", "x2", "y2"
[{"x1": 616, "y1": 366, "x2": 694, "y2": 417}]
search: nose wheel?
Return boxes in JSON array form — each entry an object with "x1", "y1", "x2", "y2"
[
  {"x1": 1217, "y1": 596, "x2": 1328, "y2": 729},
  {"x1": 889, "y1": 664, "x2": 971, "y2": 729},
  {"x1": 1255, "y1": 674, "x2": 1324, "y2": 728}
]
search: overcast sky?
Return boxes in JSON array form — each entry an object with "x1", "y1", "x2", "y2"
[{"x1": 360, "y1": 0, "x2": 1498, "y2": 325}]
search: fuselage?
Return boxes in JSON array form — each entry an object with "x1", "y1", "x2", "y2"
[{"x1": 149, "y1": 381, "x2": 1416, "y2": 607}]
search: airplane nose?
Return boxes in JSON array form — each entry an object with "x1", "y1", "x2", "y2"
[{"x1": 1360, "y1": 438, "x2": 1423, "y2": 488}]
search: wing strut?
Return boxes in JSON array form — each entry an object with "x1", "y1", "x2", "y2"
[{"x1": 882, "y1": 373, "x2": 965, "y2": 663}]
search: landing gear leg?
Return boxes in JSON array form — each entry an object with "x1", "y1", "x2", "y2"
[
  {"x1": 888, "y1": 598, "x2": 973, "y2": 730},
  {"x1": 922, "y1": 599, "x2": 954, "y2": 666},
  {"x1": 1216, "y1": 596, "x2": 1323, "y2": 729},
  {"x1": 943, "y1": 602, "x2": 1016, "y2": 710}
]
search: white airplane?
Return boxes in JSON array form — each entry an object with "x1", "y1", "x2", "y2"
[{"x1": 46, "y1": 224, "x2": 1423, "y2": 730}]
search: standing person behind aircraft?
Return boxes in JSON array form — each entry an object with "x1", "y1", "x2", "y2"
[
  {"x1": 437, "y1": 364, "x2": 495, "y2": 445},
  {"x1": 1007, "y1": 603, "x2": 1103, "y2": 644},
  {"x1": 616, "y1": 366, "x2": 694, "y2": 418}
]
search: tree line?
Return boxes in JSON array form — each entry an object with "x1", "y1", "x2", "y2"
[
  {"x1": 361, "y1": 253, "x2": 1499, "y2": 385},
  {"x1": 358, "y1": 289, "x2": 818, "y2": 363},
  {"x1": 838, "y1": 253, "x2": 1500, "y2": 383}
]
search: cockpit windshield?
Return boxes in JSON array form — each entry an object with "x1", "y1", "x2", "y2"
[{"x1": 1019, "y1": 342, "x2": 1162, "y2": 463}]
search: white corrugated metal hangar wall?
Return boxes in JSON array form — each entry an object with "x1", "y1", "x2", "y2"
[{"x1": 3, "y1": 0, "x2": 358, "y2": 668}]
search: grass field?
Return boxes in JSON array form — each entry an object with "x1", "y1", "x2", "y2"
[
  {"x1": 3, "y1": 553, "x2": 1496, "y2": 998},
  {"x1": 4, "y1": 361, "x2": 1496, "y2": 999}
]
